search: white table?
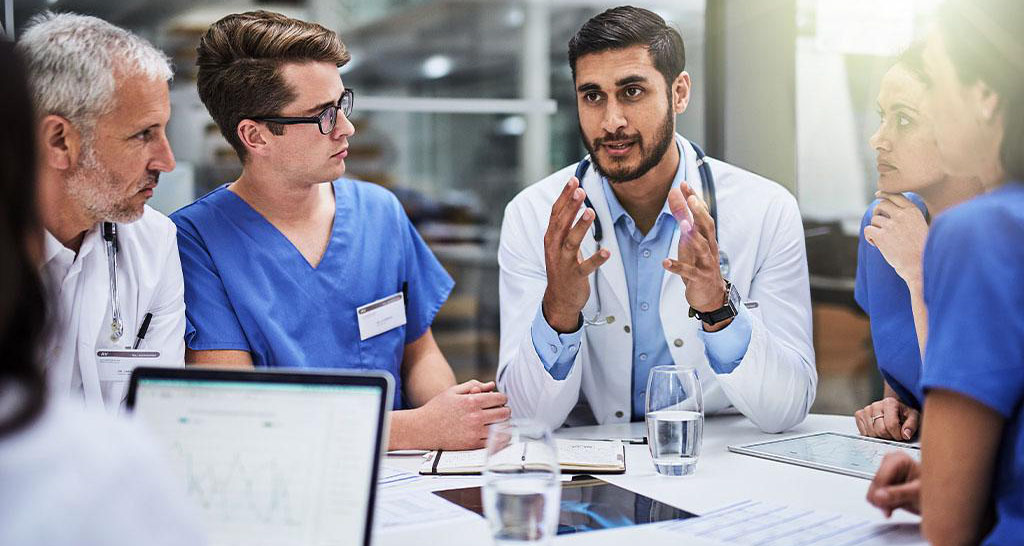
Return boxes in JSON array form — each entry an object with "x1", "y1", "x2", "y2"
[{"x1": 374, "y1": 414, "x2": 923, "y2": 545}]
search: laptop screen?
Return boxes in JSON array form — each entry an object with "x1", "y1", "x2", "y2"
[{"x1": 130, "y1": 371, "x2": 389, "y2": 546}]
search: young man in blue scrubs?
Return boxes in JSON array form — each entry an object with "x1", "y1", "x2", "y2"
[
  {"x1": 853, "y1": 43, "x2": 983, "y2": 441},
  {"x1": 171, "y1": 11, "x2": 509, "y2": 451},
  {"x1": 867, "y1": 0, "x2": 1024, "y2": 543}
]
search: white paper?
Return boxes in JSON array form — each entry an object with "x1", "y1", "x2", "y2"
[
  {"x1": 661, "y1": 499, "x2": 921, "y2": 545},
  {"x1": 375, "y1": 490, "x2": 476, "y2": 529}
]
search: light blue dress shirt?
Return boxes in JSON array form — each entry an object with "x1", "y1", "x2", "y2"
[{"x1": 531, "y1": 142, "x2": 753, "y2": 420}]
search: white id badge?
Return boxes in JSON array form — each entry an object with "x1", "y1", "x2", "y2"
[
  {"x1": 357, "y1": 292, "x2": 407, "y2": 341},
  {"x1": 96, "y1": 350, "x2": 161, "y2": 382}
]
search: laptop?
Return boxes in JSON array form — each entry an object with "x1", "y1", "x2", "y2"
[{"x1": 127, "y1": 367, "x2": 393, "y2": 546}]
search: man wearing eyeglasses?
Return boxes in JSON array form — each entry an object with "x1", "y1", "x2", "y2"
[{"x1": 171, "y1": 11, "x2": 510, "y2": 451}]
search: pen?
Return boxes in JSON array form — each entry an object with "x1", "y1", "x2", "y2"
[{"x1": 132, "y1": 312, "x2": 153, "y2": 350}]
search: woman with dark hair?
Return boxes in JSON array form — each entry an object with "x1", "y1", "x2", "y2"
[
  {"x1": 867, "y1": 0, "x2": 1024, "y2": 544},
  {"x1": 852, "y1": 42, "x2": 983, "y2": 441},
  {"x1": 0, "y1": 42, "x2": 204, "y2": 546}
]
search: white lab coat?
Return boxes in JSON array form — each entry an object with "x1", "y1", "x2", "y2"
[
  {"x1": 498, "y1": 136, "x2": 816, "y2": 433},
  {"x1": 41, "y1": 206, "x2": 186, "y2": 411}
]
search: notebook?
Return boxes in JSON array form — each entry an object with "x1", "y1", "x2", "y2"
[
  {"x1": 420, "y1": 439, "x2": 626, "y2": 475},
  {"x1": 126, "y1": 366, "x2": 392, "y2": 546}
]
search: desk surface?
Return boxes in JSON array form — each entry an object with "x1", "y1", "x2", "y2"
[{"x1": 375, "y1": 414, "x2": 923, "y2": 545}]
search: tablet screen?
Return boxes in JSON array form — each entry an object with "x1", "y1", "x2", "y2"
[
  {"x1": 434, "y1": 476, "x2": 697, "y2": 535},
  {"x1": 730, "y1": 432, "x2": 920, "y2": 479}
]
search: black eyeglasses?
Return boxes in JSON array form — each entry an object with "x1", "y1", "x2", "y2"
[{"x1": 250, "y1": 89, "x2": 354, "y2": 135}]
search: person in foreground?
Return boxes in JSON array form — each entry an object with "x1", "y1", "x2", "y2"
[
  {"x1": 0, "y1": 41, "x2": 204, "y2": 546},
  {"x1": 17, "y1": 12, "x2": 186, "y2": 411},
  {"x1": 866, "y1": 1, "x2": 1024, "y2": 544},
  {"x1": 853, "y1": 42, "x2": 983, "y2": 441},
  {"x1": 172, "y1": 11, "x2": 507, "y2": 450},
  {"x1": 498, "y1": 6, "x2": 815, "y2": 432}
]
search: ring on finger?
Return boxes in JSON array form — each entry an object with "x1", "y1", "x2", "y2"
[{"x1": 871, "y1": 415, "x2": 885, "y2": 423}]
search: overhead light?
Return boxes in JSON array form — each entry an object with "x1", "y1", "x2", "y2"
[
  {"x1": 421, "y1": 55, "x2": 453, "y2": 79},
  {"x1": 47, "y1": 0, "x2": 59, "y2": 5},
  {"x1": 504, "y1": 7, "x2": 525, "y2": 27}
]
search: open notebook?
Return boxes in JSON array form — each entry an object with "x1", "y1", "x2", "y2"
[{"x1": 420, "y1": 439, "x2": 626, "y2": 475}]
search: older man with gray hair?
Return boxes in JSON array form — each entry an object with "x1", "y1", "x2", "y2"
[{"x1": 18, "y1": 12, "x2": 185, "y2": 410}]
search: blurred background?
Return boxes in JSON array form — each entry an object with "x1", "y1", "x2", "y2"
[{"x1": 3, "y1": 0, "x2": 943, "y2": 415}]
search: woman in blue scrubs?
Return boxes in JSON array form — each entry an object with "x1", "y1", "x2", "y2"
[
  {"x1": 853, "y1": 43, "x2": 982, "y2": 441},
  {"x1": 867, "y1": 0, "x2": 1024, "y2": 543}
]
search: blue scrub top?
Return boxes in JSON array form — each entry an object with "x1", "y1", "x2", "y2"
[
  {"x1": 854, "y1": 193, "x2": 928, "y2": 409},
  {"x1": 920, "y1": 181, "x2": 1024, "y2": 546},
  {"x1": 171, "y1": 179, "x2": 454, "y2": 410}
]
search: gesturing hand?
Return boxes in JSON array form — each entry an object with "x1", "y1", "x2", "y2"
[
  {"x1": 663, "y1": 183, "x2": 727, "y2": 320},
  {"x1": 867, "y1": 452, "x2": 921, "y2": 517},
  {"x1": 864, "y1": 192, "x2": 928, "y2": 286},
  {"x1": 541, "y1": 176, "x2": 610, "y2": 333}
]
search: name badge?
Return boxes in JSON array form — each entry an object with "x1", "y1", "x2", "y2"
[
  {"x1": 357, "y1": 292, "x2": 407, "y2": 341},
  {"x1": 96, "y1": 350, "x2": 161, "y2": 382}
]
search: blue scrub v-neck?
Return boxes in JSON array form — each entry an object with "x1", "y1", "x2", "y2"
[{"x1": 171, "y1": 178, "x2": 455, "y2": 409}]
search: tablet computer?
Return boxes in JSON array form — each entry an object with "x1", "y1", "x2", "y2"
[
  {"x1": 433, "y1": 475, "x2": 698, "y2": 535},
  {"x1": 728, "y1": 431, "x2": 921, "y2": 479}
]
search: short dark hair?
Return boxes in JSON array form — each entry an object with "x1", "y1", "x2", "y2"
[
  {"x1": 196, "y1": 10, "x2": 351, "y2": 162},
  {"x1": 568, "y1": 6, "x2": 685, "y2": 87},
  {"x1": 938, "y1": 0, "x2": 1024, "y2": 181},
  {"x1": 0, "y1": 42, "x2": 48, "y2": 438}
]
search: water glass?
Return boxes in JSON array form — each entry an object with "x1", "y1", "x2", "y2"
[
  {"x1": 645, "y1": 365, "x2": 704, "y2": 476},
  {"x1": 482, "y1": 419, "x2": 561, "y2": 545}
]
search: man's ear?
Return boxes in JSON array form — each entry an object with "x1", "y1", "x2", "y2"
[
  {"x1": 38, "y1": 114, "x2": 80, "y2": 171},
  {"x1": 237, "y1": 119, "x2": 271, "y2": 158},
  {"x1": 672, "y1": 71, "x2": 691, "y2": 115}
]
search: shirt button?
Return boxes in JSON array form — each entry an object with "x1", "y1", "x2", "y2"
[
  {"x1": 639, "y1": 353, "x2": 648, "y2": 361},
  {"x1": 549, "y1": 344, "x2": 558, "y2": 353},
  {"x1": 674, "y1": 338, "x2": 684, "y2": 347},
  {"x1": 640, "y1": 302, "x2": 650, "y2": 311},
  {"x1": 624, "y1": 325, "x2": 631, "y2": 333},
  {"x1": 569, "y1": 344, "x2": 578, "y2": 353},
  {"x1": 615, "y1": 411, "x2": 624, "y2": 418},
  {"x1": 642, "y1": 249, "x2": 651, "y2": 258}
]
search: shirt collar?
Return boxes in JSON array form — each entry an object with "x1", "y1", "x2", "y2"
[
  {"x1": 42, "y1": 224, "x2": 102, "y2": 266},
  {"x1": 600, "y1": 135, "x2": 687, "y2": 228}
]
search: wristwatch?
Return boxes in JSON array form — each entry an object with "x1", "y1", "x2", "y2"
[{"x1": 688, "y1": 281, "x2": 740, "y2": 325}]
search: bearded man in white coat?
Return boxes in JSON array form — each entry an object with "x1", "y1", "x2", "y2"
[{"x1": 498, "y1": 6, "x2": 816, "y2": 433}]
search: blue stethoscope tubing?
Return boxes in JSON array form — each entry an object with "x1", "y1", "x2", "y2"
[
  {"x1": 574, "y1": 140, "x2": 726, "y2": 326},
  {"x1": 577, "y1": 140, "x2": 717, "y2": 244}
]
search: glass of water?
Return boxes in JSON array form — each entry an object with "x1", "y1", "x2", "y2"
[
  {"x1": 482, "y1": 419, "x2": 561, "y2": 545},
  {"x1": 646, "y1": 365, "x2": 704, "y2": 476}
]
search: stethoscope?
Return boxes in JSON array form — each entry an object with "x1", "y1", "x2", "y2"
[
  {"x1": 577, "y1": 140, "x2": 728, "y2": 326},
  {"x1": 102, "y1": 222, "x2": 124, "y2": 342}
]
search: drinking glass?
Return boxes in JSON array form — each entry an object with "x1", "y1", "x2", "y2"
[
  {"x1": 482, "y1": 419, "x2": 561, "y2": 545},
  {"x1": 645, "y1": 365, "x2": 704, "y2": 476}
]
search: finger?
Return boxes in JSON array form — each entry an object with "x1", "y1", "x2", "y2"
[
  {"x1": 873, "y1": 199, "x2": 899, "y2": 219},
  {"x1": 876, "y1": 191, "x2": 914, "y2": 209},
  {"x1": 677, "y1": 221, "x2": 713, "y2": 268},
  {"x1": 871, "y1": 452, "x2": 913, "y2": 490},
  {"x1": 553, "y1": 187, "x2": 587, "y2": 236},
  {"x1": 901, "y1": 409, "x2": 920, "y2": 440},
  {"x1": 871, "y1": 405, "x2": 894, "y2": 440},
  {"x1": 862, "y1": 405, "x2": 879, "y2": 437},
  {"x1": 687, "y1": 194, "x2": 719, "y2": 259},
  {"x1": 668, "y1": 187, "x2": 693, "y2": 232},
  {"x1": 863, "y1": 225, "x2": 881, "y2": 247},
  {"x1": 472, "y1": 391, "x2": 508, "y2": 410},
  {"x1": 869, "y1": 214, "x2": 892, "y2": 229},
  {"x1": 854, "y1": 409, "x2": 867, "y2": 435},
  {"x1": 549, "y1": 177, "x2": 578, "y2": 219},
  {"x1": 479, "y1": 406, "x2": 512, "y2": 426},
  {"x1": 883, "y1": 480, "x2": 921, "y2": 512},
  {"x1": 452, "y1": 380, "x2": 485, "y2": 394},
  {"x1": 882, "y1": 399, "x2": 903, "y2": 440},
  {"x1": 576, "y1": 247, "x2": 611, "y2": 277},
  {"x1": 563, "y1": 208, "x2": 597, "y2": 253}
]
